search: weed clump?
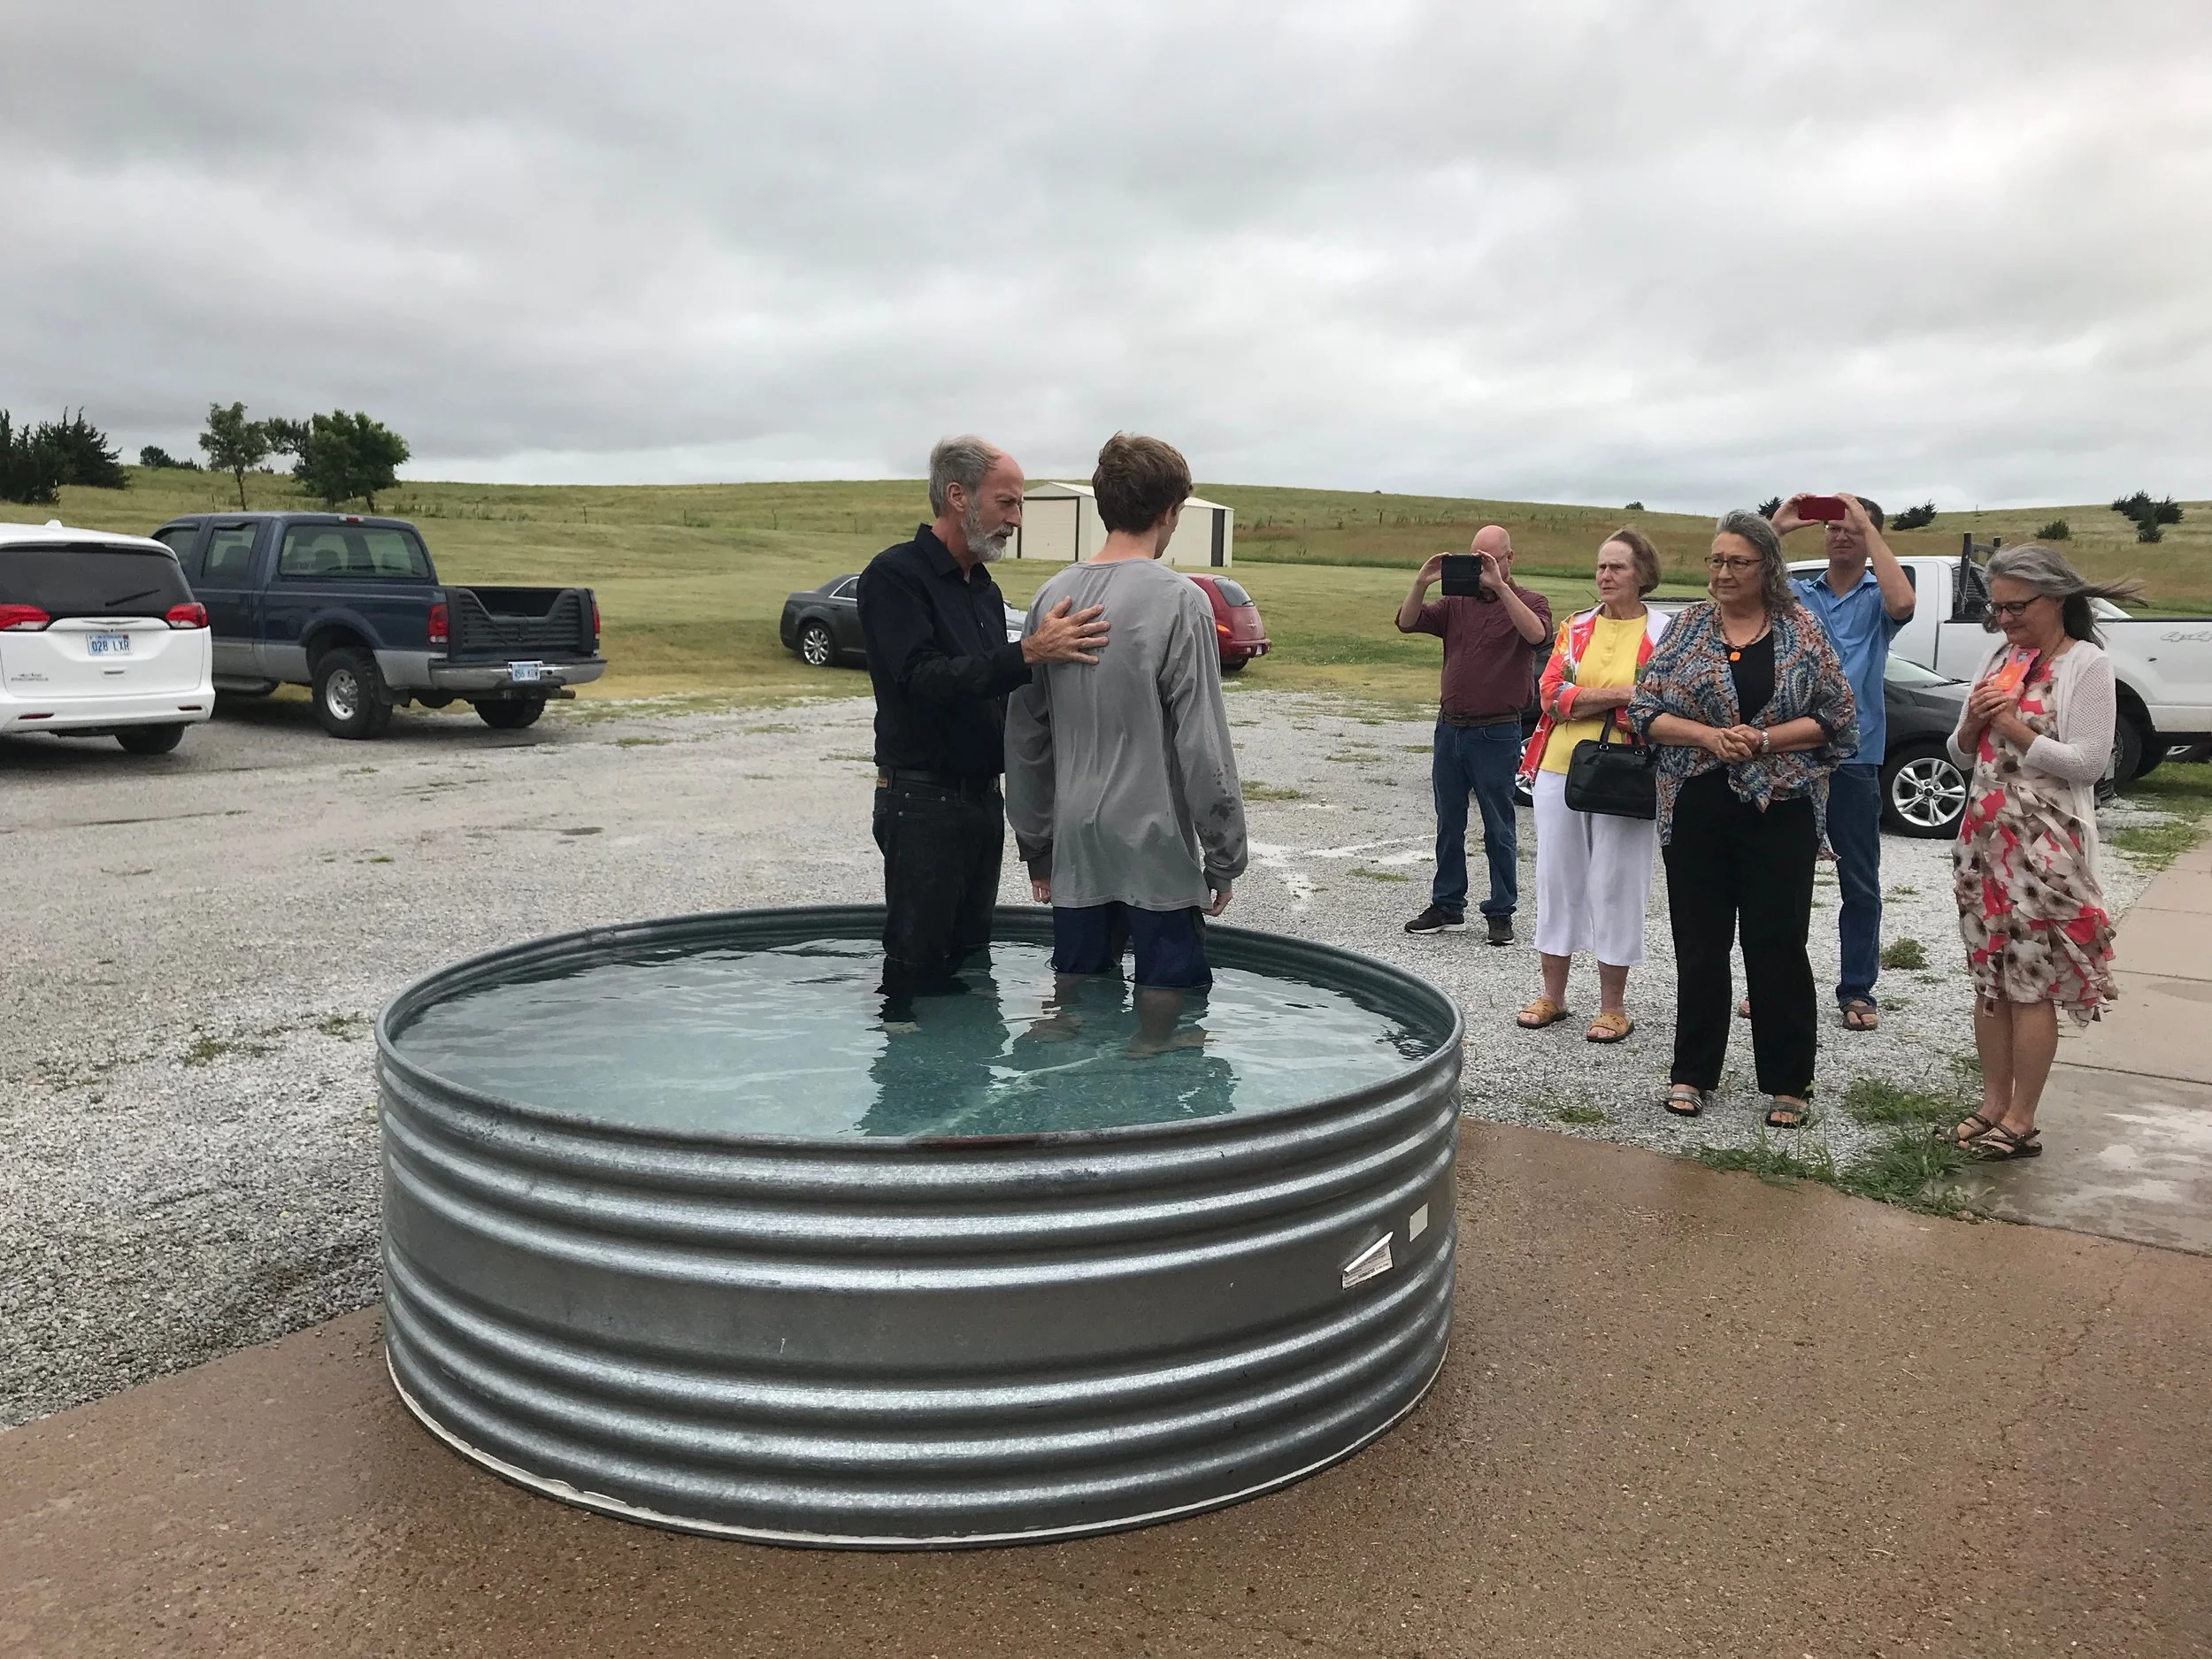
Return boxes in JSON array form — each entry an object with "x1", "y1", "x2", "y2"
[{"x1": 1879, "y1": 937, "x2": 1928, "y2": 970}]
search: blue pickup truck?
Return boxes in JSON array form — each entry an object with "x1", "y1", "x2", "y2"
[{"x1": 148, "y1": 512, "x2": 604, "y2": 738}]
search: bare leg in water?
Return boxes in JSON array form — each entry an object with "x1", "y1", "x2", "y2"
[{"x1": 1128, "y1": 987, "x2": 1208, "y2": 1057}]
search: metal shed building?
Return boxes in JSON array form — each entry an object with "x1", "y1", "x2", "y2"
[{"x1": 1011, "y1": 482, "x2": 1234, "y2": 569}]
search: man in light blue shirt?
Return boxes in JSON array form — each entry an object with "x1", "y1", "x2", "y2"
[{"x1": 1777, "y1": 493, "x2": 1915, "y2": 1031}]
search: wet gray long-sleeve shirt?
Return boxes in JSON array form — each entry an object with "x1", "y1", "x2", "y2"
[{"x1": 1004, "y1": 558, "x2": 1248, "y2": 910}]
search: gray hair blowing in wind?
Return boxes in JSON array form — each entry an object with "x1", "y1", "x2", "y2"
[{"x1": 1985, "y1": 545, "x2": 2147, "y2": 646}]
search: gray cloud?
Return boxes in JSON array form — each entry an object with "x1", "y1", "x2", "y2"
[{"x1": 4, "y1": 0, "x2": 2208, "y2": 508}]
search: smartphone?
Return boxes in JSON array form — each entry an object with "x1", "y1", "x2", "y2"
[
  {"x1": 1798, "y1": 495, "x2": 1848, "y2": 522},
  {"x1": 1440, "y1": 554, "x2": 1484, "y2": 597}
]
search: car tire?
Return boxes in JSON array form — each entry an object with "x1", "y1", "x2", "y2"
[
  {"x1": 1219, "y1": 657, "x2": 1247, "y2": 675},
  {"x1": 475, "y1": 697, "x2": 547, "y2": 730},
  {"x1": 798, "y1": 620, "x2": 836, "y2": 668},
  {"x1": 2111, "y1": 714, "x2": 2147, "y2": 783},
  {"x1": 1880, "y1": 741, "x2": 1968, "y2": 838},
  {"x1": 312, "y1": 647, "x2": 394, "y2": 740},
  {"x1": 115, "y1": 723, "x2": 186, "y2": 756}
]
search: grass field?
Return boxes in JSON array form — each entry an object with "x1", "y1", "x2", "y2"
[{"x1": 17, "y1": 469, "x2": 2209, "y2": 706}]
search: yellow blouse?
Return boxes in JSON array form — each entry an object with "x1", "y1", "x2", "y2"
[{"x1": 1539, "y1": 612, "x2": 1647, "y2": 773}]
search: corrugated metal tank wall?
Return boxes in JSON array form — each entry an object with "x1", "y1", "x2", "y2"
[{"x1": 379, "y1": 907, "x2": 1460, "y2": 1548}]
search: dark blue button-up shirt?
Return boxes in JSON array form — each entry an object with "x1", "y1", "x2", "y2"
[{"x1": 856, "y1": 525, "x2": 1032, "y2": 777}]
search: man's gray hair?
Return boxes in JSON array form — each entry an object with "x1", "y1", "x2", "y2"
[
  {"x1": 1985, "y1": 545, "x2": 2147, "y2": 645},
  {"x1": 928, "y1": 434, "x2": 1000, "y2": 517},
  {"x1": 1713, "y1": 508, "x2": 1797, "y2": 612}
]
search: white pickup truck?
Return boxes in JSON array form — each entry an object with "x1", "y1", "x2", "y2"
[{"x1": 1793, "y1": 549, "x2": 2212, "y2": 780}]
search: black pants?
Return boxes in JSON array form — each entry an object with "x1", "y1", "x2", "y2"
[
  {"x1": 872, "y1": 777, "x2": 1003, "y2": 1002},
  {"x1": 1661, "y1": 772, "x2": 1819, "y2": 1096}
]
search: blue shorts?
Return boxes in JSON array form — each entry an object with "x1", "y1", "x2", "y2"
[{"x1": 1051, "y1": 902, "x2": 1212, "y2": 990}]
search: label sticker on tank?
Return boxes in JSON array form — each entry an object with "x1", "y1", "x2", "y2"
[
  {"x1": 1341, "y1": 1233, "x2": 1394, "y2": 1289},
  {"x1": 1408, "y1": 1202, "x2": 1430, "y2": 1241}
]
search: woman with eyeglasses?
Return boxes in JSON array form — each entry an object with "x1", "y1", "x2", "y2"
[
  {"x1": 1946, "y1": 546, "x2": 2140, "y2": 1160},
  {"x1": 1626, "y1": 510, "x2": 1857, "y2": 1125}
]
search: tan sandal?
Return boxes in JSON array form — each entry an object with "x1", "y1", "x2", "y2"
[
  {"x1": 1517, "y1": 996, "x2": 1571, "y2": 1029},
  {"x1": 1585, "y1": 1010, "x2": 1633, "y2": 1043}
]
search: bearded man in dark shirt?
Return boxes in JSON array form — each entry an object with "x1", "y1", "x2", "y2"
[
  {"x1": 856, "y1": 435, "x2": 1108, "y2": 1006},
  {"x1": 1394, "y1": 524, "x2": 1554, "y2": 946}
]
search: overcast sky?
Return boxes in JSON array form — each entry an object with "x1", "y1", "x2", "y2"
[{"x1": 5, "y1": 1, "x2": 2208, "y2": 510}]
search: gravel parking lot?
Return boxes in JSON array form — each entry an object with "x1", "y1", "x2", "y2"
[{"x1": 1, "y1": 687, "x2": 2155, "y2": 1427}]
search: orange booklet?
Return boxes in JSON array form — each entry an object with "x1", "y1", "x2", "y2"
[{"x1": 1986, "y1": 648, "x2": 2035, "y2": 698}]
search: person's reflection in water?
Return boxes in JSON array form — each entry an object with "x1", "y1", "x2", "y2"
[
  {"x1": 864, "y1": 953, "x2": 1236, "y2": 1137},
  {"x1": 864, "y1": 966, "x2": 1010, "y2": 1137}
]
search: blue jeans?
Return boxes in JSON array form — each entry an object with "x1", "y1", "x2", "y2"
[
  {"x1": 1828, "y1": 764, "x2": 1883, "y2": 1006},
  {"x1": 1432, "y1": 718, "x2": 1521, "y2": 918}
]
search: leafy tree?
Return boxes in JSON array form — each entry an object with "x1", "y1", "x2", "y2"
[
  {"x1": 2137, "y1": 518, "x2": 2163, "y2": 544},
  {"x1": 263, "y1": 418, "x2": 310, "y2": 459},
  {"x1": 139, "y1": 445, "x2": 200, "y2": 470},
  {"x1": 292, "y1": 411, "x2": 410, "y2": 510},
  {"x1": 0, "y1": 411, "x2": 65, "y2": 504},
  {"x1": 199, "y1": 403, "x2": 273, "y2": 509},
  {"x1": 46, "y1": 409, "x2": 127, "y2": 488},
  {"x1": 1890, "y1": 501, "x2": 1937, "y2": 531},
  {"x1": 2036, "y1": 518, "x2": 2071, "y2": 541},
  {"x1": 1624, "y1": 500, "x2": 1644, "y2": 511},
  {"x1": 1757, "y1": 496, "x2": 1782, "y2": 518}
]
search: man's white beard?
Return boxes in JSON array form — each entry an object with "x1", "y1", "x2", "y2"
[{"x1": 964, "y1": 504, "x2": 1014, "y2": 563}]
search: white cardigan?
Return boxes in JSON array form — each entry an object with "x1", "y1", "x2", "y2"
[{"x1": 1948, "y1": 638, "x2": 2116, "y2": 869}]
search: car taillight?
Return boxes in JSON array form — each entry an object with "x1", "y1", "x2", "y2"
[
  {"x1": 0, "y1": 603, "x2": 51, "y2": 631},
  {"x1": 1217, "y1": 623, "x2": 1231, "y2": 635},
  {"x1": 590, "y1": 599, "x2": 601, "y2": 644},
  {"x1": 428, "y1": 601, "x2": 449, "y2": 646},
  {"x1": 165, "y1": 602, "x2": 208, "y2": 629}
]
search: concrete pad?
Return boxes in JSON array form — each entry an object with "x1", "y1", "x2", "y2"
[
  {"x1": 2131, "y1": 861, "x2": 2212, "y2": 916},
  {"x1": 2108, "y1": 902, "x2": 2212, "y2": 981},
  {"x1": 7, "y1": 1125, "x2": 2212, "y2": 1658},
  {"x1": 1962, "y1": 1064, "x2": 2212, "y2": 1256},
  {"x1": 2174, "y1": 838, "x2": 2212, "y2": 873},
  {"x1": 2057, "y1": 970, "x2": 2212, "y2": 1086}
]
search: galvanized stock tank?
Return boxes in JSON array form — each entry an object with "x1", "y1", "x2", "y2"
[{"x1": 377, "y1": 906, "x2": 1461, "y2": 1548}]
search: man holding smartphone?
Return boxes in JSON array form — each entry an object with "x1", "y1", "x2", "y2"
[
  {"x1": 1395, "y1": 526, "x2": 1553, "y2": 943},
  {"x1": 1775, "y1": 491, "x2": 1914, "y2": 1031}
]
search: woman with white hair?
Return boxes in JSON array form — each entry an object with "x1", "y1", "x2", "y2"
[{"x1": 1947, "y1": 545, "x2": 2141, "y2": 1160}]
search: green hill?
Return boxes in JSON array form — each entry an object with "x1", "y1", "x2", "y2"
[{"x1": 12, "y1": 469, "x2": 2205, "y2": 706}]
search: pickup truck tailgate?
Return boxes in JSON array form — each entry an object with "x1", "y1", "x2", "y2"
[{"x1": 447, "y1": 587, "x2": 596, "y2": 658}]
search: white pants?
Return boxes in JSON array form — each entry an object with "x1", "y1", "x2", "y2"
[{"x1": 1532, "y1": 770, "x2": 1659, "y2": 967}]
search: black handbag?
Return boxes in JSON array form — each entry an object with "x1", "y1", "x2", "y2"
[{"x1": 1562, "y1": 718, "x2": 1657, "y2": 820}]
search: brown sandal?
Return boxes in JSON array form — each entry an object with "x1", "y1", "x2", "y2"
[
  {"x1": 1971, "y1": 1125, "x2": 2043, "y2": 1160},
  {"x1": 1841, "y1": 998, "x2": 1879, "y2": 1032},
  {"x1": 1942, "y1": 1112, "x2": 2001, "y2": 1146},
  {"x1": 1517, "y1": 996, "x2": 1571, "y2": 1029},
  {"x1": 1586, "y1": 1010, "x2": 1634, "y2": 1043}
]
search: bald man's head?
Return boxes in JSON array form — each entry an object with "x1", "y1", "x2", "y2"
[{"x1": 1471, "y1": 525, "x2": 1512, "y2": 572}]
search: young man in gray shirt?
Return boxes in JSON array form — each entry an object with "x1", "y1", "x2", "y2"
[{"x1": 1004, "y1": 434, "x2": 1248, "y2": 1053}]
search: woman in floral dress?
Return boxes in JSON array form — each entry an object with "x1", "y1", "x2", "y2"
[{"x1": 1948, "y1": 546, "x2": 2143, "y2": 1160}]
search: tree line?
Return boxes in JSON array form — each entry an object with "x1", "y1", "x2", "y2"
[{"x1": 0, "y1": 402, "x2": 410, "y2": 511}]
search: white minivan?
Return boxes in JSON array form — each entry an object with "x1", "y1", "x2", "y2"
[{"x1": 0, "y1": 520, "x2": 215, "y2": 754}]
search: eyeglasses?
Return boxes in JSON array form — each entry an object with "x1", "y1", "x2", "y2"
[
  {"x1": 1989, "y1": 598, "x2": 2047, "y2": 620},
  {"x1": 1705, "y1": 557, "x2": 1762, "y2": 573}
]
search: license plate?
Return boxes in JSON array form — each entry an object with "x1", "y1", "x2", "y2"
[
  {"x1": 509, "y1": 660, "x2": 544, "y2": 684},
  {"x1": 88, "y1": 633, "x2": 132, "y2": 657}
]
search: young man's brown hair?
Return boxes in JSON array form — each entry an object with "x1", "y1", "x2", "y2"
[{"x1": 1091, "y1": 433, "x2": 1193, "y2": 534}]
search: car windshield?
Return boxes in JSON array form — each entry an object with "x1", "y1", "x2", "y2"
[
  {"x1": 0, "y1": 546, "x2": 191, "y2": 616},
  {"x1": 1885, "y1": 656, "x2": 1958, "y2": 687},
  {"x1": 278, "y1": 526, "x2": 431, "y2": 580},
  {"x1": 1209, "y1": 578, "x2": 1255, "y2": 606}
]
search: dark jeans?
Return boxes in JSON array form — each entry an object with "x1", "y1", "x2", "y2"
[
  {"x1": 1828, "y1": 764, "x2": 1883, "y2": 1007},
  {"x1": 1432, "y1": 718, "x2": 1521, "y2": 918},
  {"x1": 872, "y1": 777, "x2": 1003, "y2": 1002},
  {"x1": 1662, "y1": 772, "x2": 1819, "y2": 1096}
]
